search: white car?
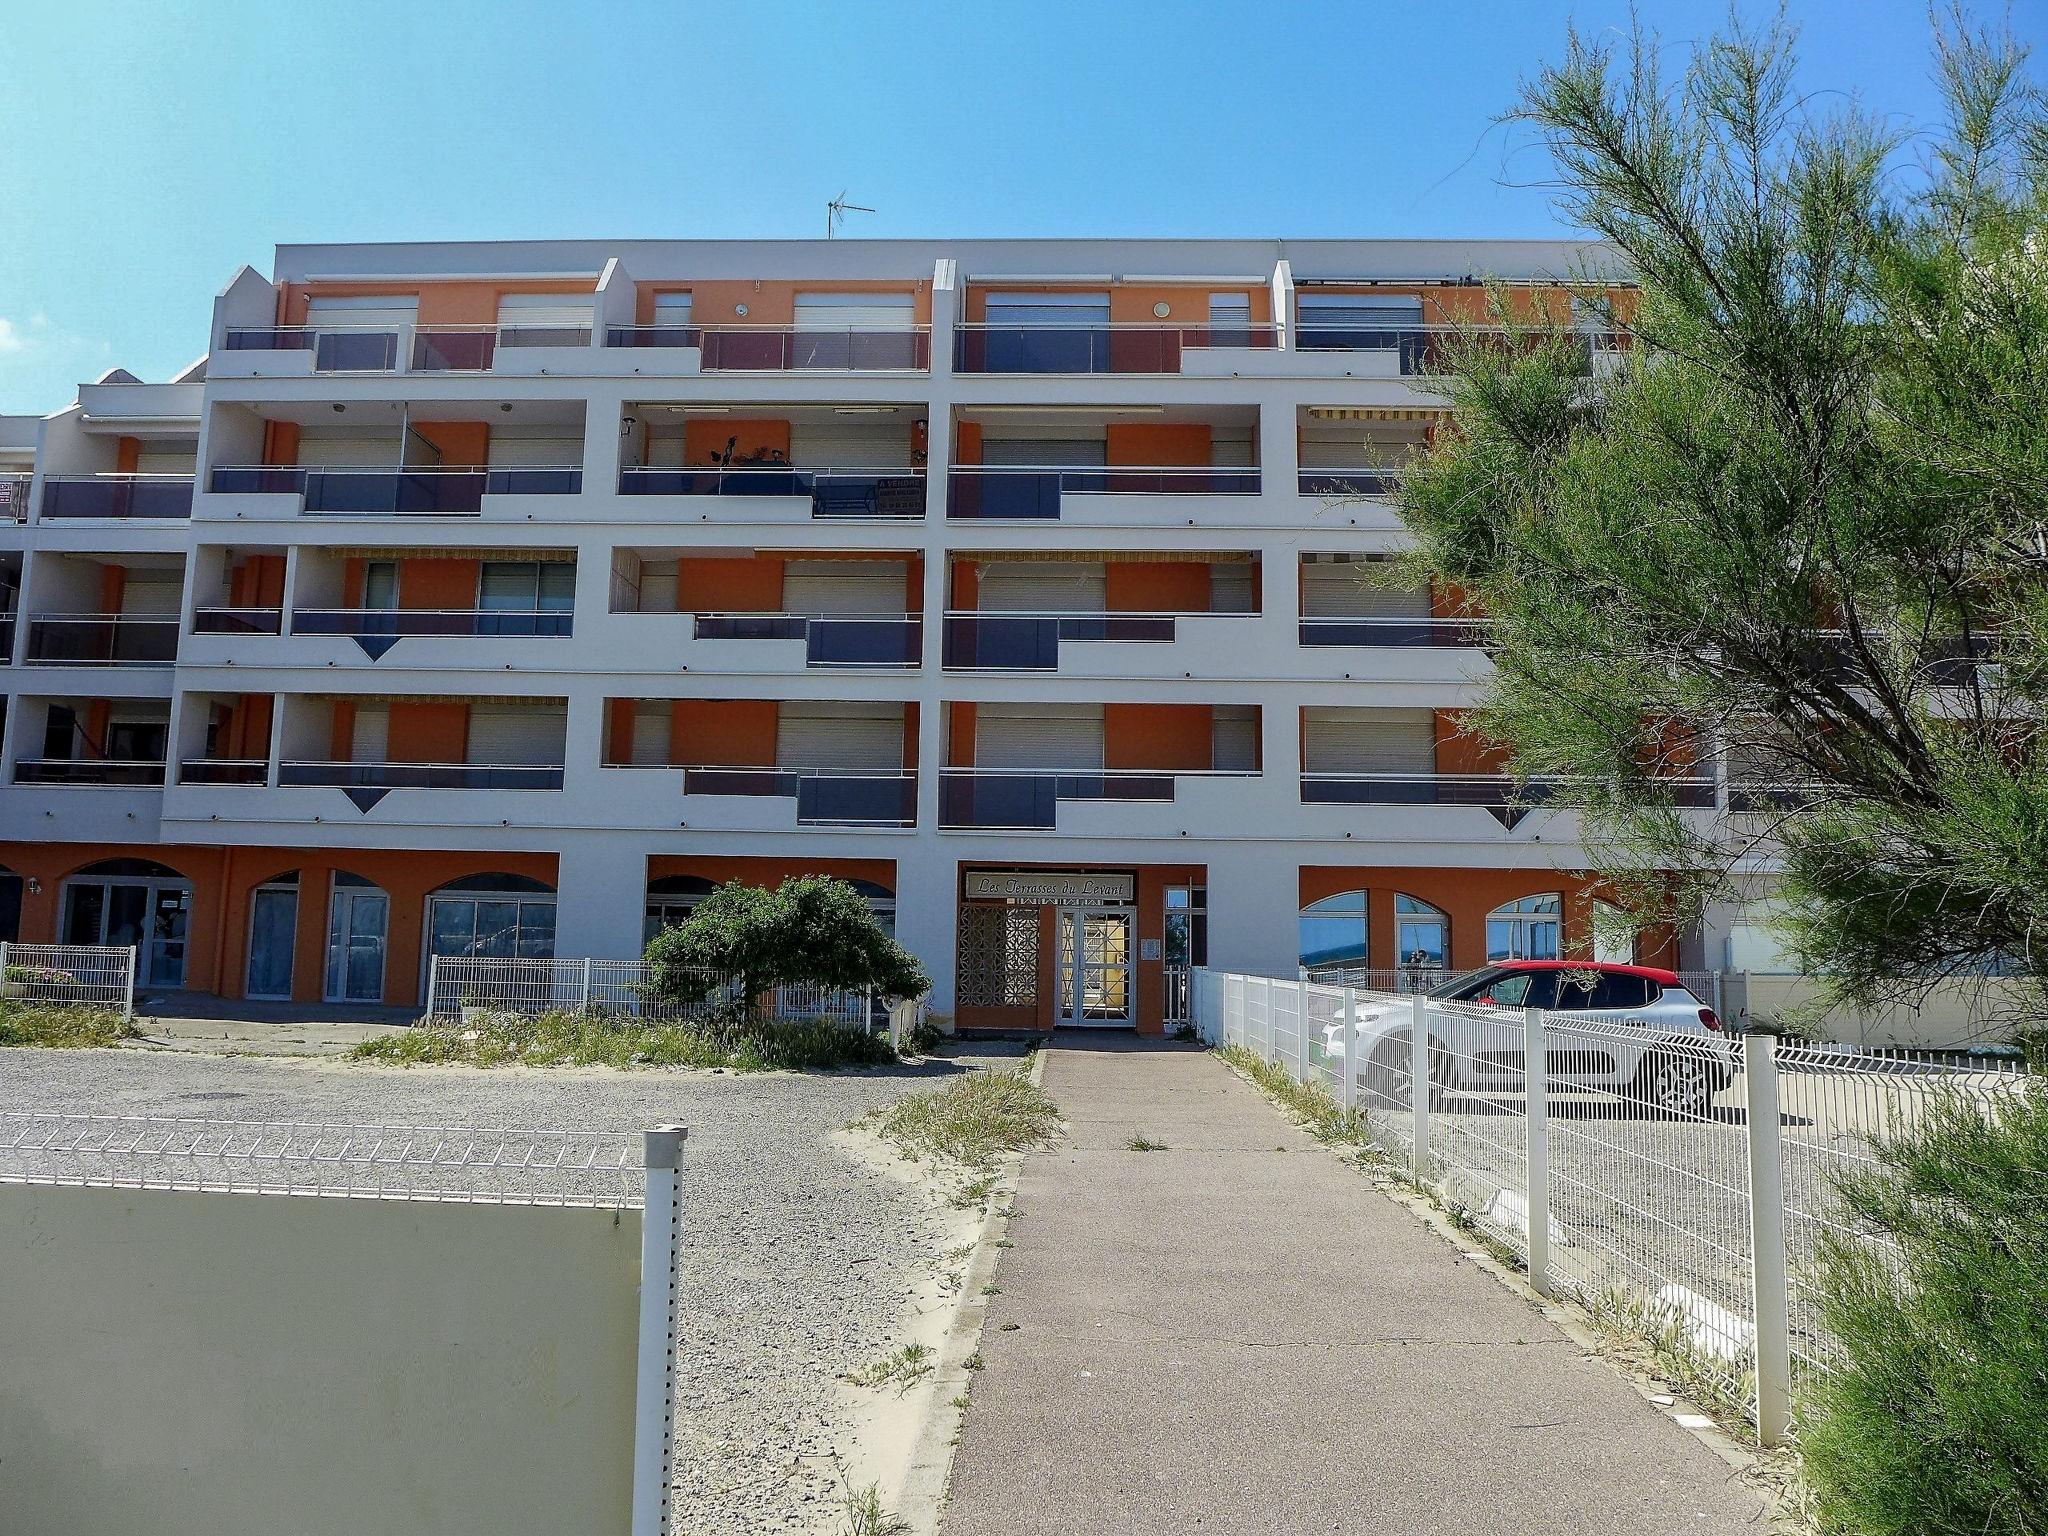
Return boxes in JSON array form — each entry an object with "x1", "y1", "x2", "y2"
[{"x1": 1319, "y1": 961, "x2": 1733, "y2": 1116}]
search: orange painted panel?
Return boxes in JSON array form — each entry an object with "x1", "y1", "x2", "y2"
[
  {"x1": 387, "y1": 702, "x2": 468, "y2": 764},
  {"x1": 97, "y1": 564, "x2": 126, "y2": 615},
  {"x1": 953, "y1": 420, "x2": 982, "y2": 466},
  {"x1": 115, "y1": 437, "x2": 140, "y2": 474},
  {"x1": 1298, "y1": 865, "x2": 1601, "y2": 972},
  {"x1": 281, "y1": 278, "x2": 596, "y2": 329},
  {"x1": 605, "y1": 698, "x2": 636, "y2": 766},
  {"x1": 677, "y1": 554, "x2": 783, "y2": 612},
  {"x1": 947, "y1": 702, "x2": 977, "y2": 768},
  {"x1": 263, "y1": 420, "x2": 301, "y2": 467},
  {"x1": 683, "y1": 419, "x2": 790, "y2": 466},
  {"x1": 411, "y1": 421, "x2": 489, "y2": 469},
  {"x1": 1105, "y1": 561, "x2": 1209, "y2": 613},
  {"x1": 1105, "y1": 704, "x2": 1212, "y2": 771},
  {"x1": 1434, "y1": 710, "x2": 1511, "y2": 776},
  {"x1": 329, "y1": 701, "x2": 355, "y2": 761},
  {"x1": 399, "y1": 558, "x2": 480, "y2": 611},
  {"x1": 1106, "y1": 423, "x2": 1209, "y2": 467},
  {"x1": 669, "y1": 699, "x2": 777, "y2": 766}
]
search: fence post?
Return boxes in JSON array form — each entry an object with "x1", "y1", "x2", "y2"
[
  {"x1": 1293, "y1": 980, "x2": 1308, "y2": 1085},
  {"x1": 1524, "y1": 1005, "x2": 1550, "y2": 1297},
  {"x1": 122, "y1": 946, "x2": 137, "y2": 1020},
  {"x1": 1743, "y1": 1032, "x2": 1793, "y2": 1447},
  {"x1": 1409, "y1": 993, "x2": 1430, "y2": 1183},
  {"x1": 580, "y1": 956, "x2": 594, "y2": 1012},
  {"x1": 426, "y1": 953, "x2": 442, "y2": 1020},
  {"x1": 632, "y1": 1124, "x2": 687, "y2": 1536},
  {"x1": 1338, "y1": 987, "x2": 1358, "y2": 1112}
]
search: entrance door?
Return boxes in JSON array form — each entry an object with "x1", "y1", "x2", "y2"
[
  {"x1": 1056, "y1": 908, "x2": 1135, "y2": 1028},
  {"x1": 61, "y1": 875, "x2": 190, "y2": 988},
  {"x1": 246, "y1": 884, "x2": 299, "y2": 999},
  {"x1": 326, "y1": 882, "x2": 389, "y2": 1004}
]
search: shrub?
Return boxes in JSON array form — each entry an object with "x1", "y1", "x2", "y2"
[
  {"x1": 350, "y1": 1008, "x2": 895, "y2": 1072},
  {"x1": 1800, "y1": 1084, "x2": 2048, "y2": 1536},
  {"x1": 643, "y1": 876, "x2": 928, "y2": 1012}
]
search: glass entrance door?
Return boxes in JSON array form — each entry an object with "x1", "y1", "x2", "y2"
[
  {"x1": 61, "y1": 875, "x2": 190, "y2": 988},
  {"x1": 326, "y1": 881, "x2": 389, "y2": 1004},
  {"x1": 246, "y1": 883, "x2": 299, "y2": 999},
  {"x1": 1056, "y1": 908, "x2": 1134, "y2": 1028}
]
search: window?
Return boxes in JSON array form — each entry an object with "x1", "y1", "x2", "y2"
[
  {"x1": 1486, "y1": 894, "x2": 1560, "y2": 962},
  {"x1": 1164, "y1": 885, "x2": 1207, "y2": 968},
  {"x1": 1299, "y1": 890, "x2": 1368, "y2": 975},
  {"x1": 479, "y1": 562, "x2": 575, "y2": 611},
  {"x1": 362, "y1": 560, "x2": 398, "y2": 610},
  {"x1": 644, "y1": 874, "x2": 715, "y2": 945},
  {"x1": 425, "y1": 874, "x2": 556, "y2": 963},
  {"x1": 1393, "y1": 894, "x2": 1447, "y2": 968}
]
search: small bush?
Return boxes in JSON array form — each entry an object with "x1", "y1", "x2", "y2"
[
  {"x1": 351, "y1": 1008, "x2": 895, "y2": 1072},
  {"x1": 0, "y1": 1002, "x2": 133, "y2": 1049},
  {"x1": 643, "y1": 876, "x2": 927, "y2": 1012},
  {"x1": 873, "y1": 1071, "x2": 1060, "y2": 1169},
  {"x1": 1800, "y1": 1084, "x2": 2048, "y2": 1536}
]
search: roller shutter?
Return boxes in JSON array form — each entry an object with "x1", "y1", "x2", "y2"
[
  {"x1": 134, "y1": 448, "x2": 197, "y2": 475},
  {"x1": 787, "y1": 422, "x2": 917, "y2": 468},
  {"x1": 1302, "y1": 708, "x2": 1436, "y2": 775},
  {"x1": 495, "y1": 293, "x2": 594, "y2": 339},
  {"x1": 776, "y1": 702, "x2": 904, "y2": 770},
  {"x1": 1212, "y1": 706, "x2": 1259, "y2": 771},
  {"x1": 306, "y1": 296, "x2": 418, "y2": 331},
  {"x1": 467, "y1": 705, "x2": 564, "y2": 766},
  {"x1": 793, "y1": 292, "x2": 915, "y2": 330},
  {"x1": 976, "y1": 561, "x2": 1105, "y2": 612},
  {"x1": 296, "y1": 430, "x2": 400, "y2": 467},
  {"x1": 351, "y1": 705, "x2": 390, "y2": 763},
  {"x1": 979, "y1": 435, "x2": 1106, "y2": 467},
  {"x1": 488, "y1": 433, "x2": 584, "y2": 467},
  {"x1": 1301, "y1": 561, "x2": 1430, "y2": 618},
  {"x1": 118, "y1": 572, "x2": 183, "y2": 616},
  {"x1": 983, "y1": 292, "x2": 1110, "y2": 327},
  {"x1": 974, "y1": 703, "x2": 1105, "y2": 770},
  {"x1": 781, "y1": 560, "x2": 907, "y2": 615},
  {"x1": 632, "y1": 702, "x2": 670, "y2": 766}
]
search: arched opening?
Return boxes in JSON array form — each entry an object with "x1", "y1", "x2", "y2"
[
  {"x1": 1486, "y1": 893, "x2": 1561, "y2": 962},
  {"x1": 845, "y1": 878, "x2": 897, "y2": 938},
  {"x1": 424, "y1": 873, "x2": 557, "y2": 980},
  {"x1": 1299, "y1": 890, "x2": 1368, "y2": 980},
  {"x1": 643, "y1": 875, "x2": 716, "y2": 946},
  {"x1": 60, "y1": 858, "x2": 193, "y2": 988},
  {"x1": 1393, "y1": 894, "x2": 1449, "y2": 990},
  {"x1": 246, "y1": 870, "x2": 300, "y2": 1000},
  {"x1": 327, "y1": 871, "x2": 390, "y2": 1004}
]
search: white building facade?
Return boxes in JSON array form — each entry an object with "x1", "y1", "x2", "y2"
[{"x1": 0, "y1": 237, "x2": 1733, "y2": 1030}]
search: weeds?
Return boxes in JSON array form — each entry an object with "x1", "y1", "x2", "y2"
[
  {"x1": 0, "y1": 1003, "x2": 136, "y2": 1049},
  {"x1": 350, "y1": 1008, "x2": 896, "y2": 1072},
  {"x1": 872, "y1": 1069, "x2": 1060, "y2": 1170},
  {"x1": 1125, "y1": 1132, "x2": 1168, "y2": 1151},
  {"x1": 838, "y1": 1484, "x2": 909, "y2": 1536},
  {"x1": 1582, "y1": 1286, "x2": 1758, "y2": 1436},
  {"x1": 1217, "y1": 1043, "x2": 1380, "y2": 1150},
  {"x1": 844, "y1": 1342, "x2": 933, "y2": 1394}
]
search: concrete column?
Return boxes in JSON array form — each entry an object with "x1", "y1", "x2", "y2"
[
  {"x1": 894, "y1": 838, "x2": 957, "y2": 1020},
  {"x1": 552, "y1": 837, "x2": 648, "y2": 962},
  {"x1": 1202, "y1": 842, "x2": 1301, "y2": 981}
]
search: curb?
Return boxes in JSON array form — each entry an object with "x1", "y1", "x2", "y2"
[{"x1": 892, "y1": 1046, "x2": 1050, "y2": 1534}]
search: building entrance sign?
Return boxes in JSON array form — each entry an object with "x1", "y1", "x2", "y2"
[{"x1": 964, "y1": 870, "x2": 1134, "y2": 905}]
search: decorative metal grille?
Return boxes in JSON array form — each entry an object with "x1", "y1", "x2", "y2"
[{"x1": 957, "y1": 903, "x2": 1038, "y2": 1008}]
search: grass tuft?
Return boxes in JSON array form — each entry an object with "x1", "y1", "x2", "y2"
[
  {"x1": 0, "y1": 1003, "x2": 137, "y2": 1049},
  {"x1": 1217, "y1": 1043, "x2": 1381, "y2": 1150},
  {"x1": 844, "y1": 1341, "x2": 933, "y2": 1393},
  {"x1": 872, "y1": 1070, "x2": 1060, "y2": 1170},
  {"x1": 838, "y1": 1483, "x2": 909, "y2": 1536},
  {"x1": 1125, "y1": 1132, "x2": 1168, "y2": 1151},
  {"x1": 350, "y1": 1008, "x2": 895, "y2": 1072}
]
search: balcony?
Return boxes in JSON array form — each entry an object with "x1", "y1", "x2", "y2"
[
  {"x1": 210, "y1": 465, "x2": 582, "y2": 514},
  {"x1": 693, "y1": 613, "x2": 919, "y2": 667},
  {"x1": 678, "y1": 766, "x2": 917, "y2": 826},
  {"x1": 1296, "y1": 468, "x2": 1404, "y2": 497},
  {"x1": 193, "y1": 606, "x2": 285, "y2": 635},
  {"x1": 942, "y1": 612, "x2": 1176, "y2": 670},
  {"x1": 936, "y1": 769, "x2": 1268, "y2": 830},
  {"x1": 605, "y1": 325, "x2": 931, "y2": 372},
  {"x1": 0, "y1": 614, "x2": 13, "y2": 657},
  {"x1": 946, "y1": 466, "x2": 1259, "y2": 520},
  {"x1": 13, "y1": 757, "x2": 166, "y2": 786},
  {"x1": 1298, "y1": 772, "x2": 1714, "y2": 829},
  {"x1": 278, "y1": 761, "x2": 565, "y2": 791},
  {"x1": 952, "y1": 323, "x2": 1279, "y2": 375},
  {"x1": 619, "y1": 466, "x2": 926, "y2": 520},
  {"x1": 2, "y1": 475, "x2": 29, "y2": 522},
  {"x1": 1298, "y1": 616, "x2": 1488, "y2": 647},
  {"x1": 178, "y1": 758, "x2": 268, "y2": 785},
  {"x1": 40, "y1": 474, "x2": 194, "y2": 520},
  {"x1": 221, "y1": 322, "x2": 595, "y2": 374},
  {"x1": 292, "y1": 608, "x2": 574, "y2": 640},
  {"x1": 24, "y1": 615, "x2": 180, "y2": 666}
]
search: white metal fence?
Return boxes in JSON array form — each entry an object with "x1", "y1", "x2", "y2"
[
  {"x1": 424, "y1": 955, "x2": 882, "y2": 1031},
  {"x1": 0, "y1": 942, "x2": 136, "y2": 1015},
  {"x1": 1193, "y1": 968, "x2": 2033, "y2": 1444}
]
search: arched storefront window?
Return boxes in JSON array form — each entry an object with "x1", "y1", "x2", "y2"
[
  {"x1": 1393, "y1": 894, "x2": 1448, "y2": 971},
  {"x1": 426, "y1": 873, "x2": 557, "y2": 968},
  {"x1": 845, "y1": 878, "x2": 897, "y2": 938},
  {"x1": 644, "y1": 876, "x2": 717, "y2": 945},
  {"x1": 1299, "y1": 891, "x2": 1368, "y2": 978},
  {"x1": 61, "y1": 858, "x2": 192, "y2": 989},
  {"x1": 1486, "y1": 893, "x2": 1561, "y2": 961}
]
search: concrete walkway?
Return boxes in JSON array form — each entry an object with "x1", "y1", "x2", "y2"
[{"x1": 940, "y1": 1040, "x2": 1769, "y2": 1535}]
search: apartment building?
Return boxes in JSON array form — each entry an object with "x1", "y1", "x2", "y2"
[{"x1": 0, "y1": 237, "x2": 1733, "y2": 1030}]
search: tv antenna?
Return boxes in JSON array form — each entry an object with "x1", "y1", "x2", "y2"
[{"x1": 826, "y1": 192, "x2": 874, "y2": 238}]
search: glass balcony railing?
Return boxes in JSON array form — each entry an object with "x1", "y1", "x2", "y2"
[
  {"x1": 946, "y1": 465, "x2": 1259, "y2": 520},
  {"x1": 692, "y1": 614, "x2": 920, "y2": 667},
  {"x1": 14, "y1": 757, "x2": 166, "y2": 786},
  {"x1": 40, "y1": 475, "x2": 194, "y2": 519},
  {"x1": 952, "y1": 324, "x2": 1279, "y2": 374},
  {"x1": 606, "y1": 324, "x2": 702, "y2": 349},
  {"x1": 679, "y1": 766, "x2": 917, "y2": 826},
  {"x1": 1293, "y1": 324, "x2": 1625, "y2": 373},
  {"x1": 223, "y1": 325, "x2": 403, "y2": 372},
  {"x1": 603, "y1": 326, "x2": 930, "y2": 371},
  {"x1": 0, "y1": 615, "x2": 14, "y2": 657},
  {"x1": 223, "y1": 323, "x2": 595, "y2": 373},
  {"x1": 192, "y1": 607, "x2": 285, "y2": 635},
  {"x1": 209, "y1": 466, "x2": 583, "y2": 511},
  {"x1": 2, "y1": 475, "x2": 30, "y2": 522},
  {"x1": 1297, "y1": 616, "x2": 1488, "y2": 648},
  {"x1": 292, "y1": 608, "x2": 574, "y2": 639},
  {"x1": 178, "y1": 758, "x2": 268, "y2": 785},
  {"x1": 937, "y1": 768, "x2": 1179, "y2": 829},
  {"x1": 410, "y1": 325, "x2": 594, "y2": 371},
  {"x1": 25, "y1": 616, "x2": 180, "y2": 665},
  {"x1": 942, "y1": 612, "x2": 1177, "y2": 670},
  {"x1": 279, "y1": 761, "x2": 565, "y2": 790},
  {"x1": 618, "y1": 465, "x2": 926, "y2": 519},
  {"x1": 1297, "y1": 468, "x2": 1405, "y2": 497},
  {"x1": 1299, "y1": 773, "x2": 1714, "y2": 808}
]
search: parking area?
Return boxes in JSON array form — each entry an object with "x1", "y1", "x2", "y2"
[{"x1": 0, "y1": 1046, "x2": 994, "y2": 1534}]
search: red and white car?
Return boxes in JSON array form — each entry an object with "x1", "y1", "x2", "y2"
[{"x1": 1321, "y1": 960, "x2": 1732, "y2": 1116}]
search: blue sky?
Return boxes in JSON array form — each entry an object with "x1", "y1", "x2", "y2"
[{"x1": 0, "y1": 0, "x2": 2000, "y2": 412}]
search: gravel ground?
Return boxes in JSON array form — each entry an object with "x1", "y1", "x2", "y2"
[{"x1": 0, "y1": 1045, "x2": 1024, "y2": 1534}]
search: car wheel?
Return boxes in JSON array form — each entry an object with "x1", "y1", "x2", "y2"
[
  {"x1": 1362, "y1": 1038, "x2": 1411, "y2": 1109},
  {"x1": 1633, "y1": 1049, "x2": 1711, "y2": 1118}
]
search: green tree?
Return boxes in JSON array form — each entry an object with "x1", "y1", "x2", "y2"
[
  {"x1": 643, "y1": 876, "x2": 928, "y2": 1013},
  {"x1": 1397, "y1": 11, "x2": 2048, "y2": 1025}
]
